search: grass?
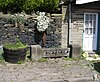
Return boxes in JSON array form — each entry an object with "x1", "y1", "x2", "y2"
[
  {"x1": 64, "y1": 57, "x2": 80, "y2": 61},
  {"x1": 17, "y1": 61, "x2": 24, "y2": 64},
  {"x1": 37, "y1": 58, "x2": 48, "y2": 62},
  {"x1": 4, "y1": 40, "x2": 27, "y2": 50},
  {"x1": 63, "y1": 64, "x2": 71, "y2": 68}
]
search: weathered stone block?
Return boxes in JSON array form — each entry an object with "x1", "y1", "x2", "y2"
[
  {"x1": 43, "y1": 48, "x2": 56, "y2": 57},
  {"x1": 71, "y1": 44, "x2": 81, "y2": 58},
  {"x1": 0, "y1": 45, "x2": 3, "y2": 56},
  {"x1": 30, "y1": 45, "x2": 43, "y2": 61},
  {"x1": 56, "y1": 48, "x2": 70, "y2": 57}
]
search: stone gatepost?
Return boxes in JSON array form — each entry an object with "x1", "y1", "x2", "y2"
[
  {"x1": 61, "y1": 6, "x2": 68, "y2": 48},
  {"x1": 30, "y1": 45, "x2": 43, "y2": 61},
  {"x1": 71, "y1": 44, "x2": 81, "y2": 58}
]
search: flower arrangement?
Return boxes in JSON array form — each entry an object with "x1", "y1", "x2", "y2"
[{"x1": 37, "y1": 12, "x2": 49, "y2": 32}]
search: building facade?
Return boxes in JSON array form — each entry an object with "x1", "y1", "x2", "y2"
[{"x1": 62, "y1": 0, "x2": 100, "y2": 52}]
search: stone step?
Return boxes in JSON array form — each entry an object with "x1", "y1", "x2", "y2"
[{"x1": 86, "y1": 51, "x2": 97, "y2": 57}]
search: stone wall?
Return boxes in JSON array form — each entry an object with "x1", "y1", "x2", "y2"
[
  {"x1": 71, "y1": 6, "x2": 84, "y2": 46},
  {"x1": 0, "y1": 14, "x2": 62, "y2": 48}
]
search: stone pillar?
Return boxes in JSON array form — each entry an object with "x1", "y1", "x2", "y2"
[
  {"x1": 71, "y1": 44, "x2": 81, "y2": 58},
  {"x1": 0, "y1": 45, "x2": 3, "y2": 56},
  {"x1": 61, "y1": 6, "x2": 68, "y2": 48},
  {"x1": 30, "y1": 45, "x2": 43, "y2": 61}
]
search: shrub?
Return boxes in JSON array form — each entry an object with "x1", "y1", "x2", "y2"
[
  {"x1": 0, "y1": 0, "x2": 15, "y2": 13},
  {"x1": 0, "y1": 0, "x2": 59, "y2": 13},
  {"x1": 35, "y1": 0, "x2": 59, "y2": 13}
]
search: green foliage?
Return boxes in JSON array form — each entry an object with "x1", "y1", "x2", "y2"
[
  {"x1": 63, "y1": 64, "x2": 71, "y2": 68},
  {"x1": 0, "y1": 0, "x2": 15, "y2": 13},
  {"x1": 64, "y1": 57, "x2": 80, "y2": 61},
  {"x1": 80, "y1": 48, "x2": 85, "y2": 55},
  {"x1": 0, "y1": 0, "x2": 14, "y2": 8},
  {"x1": 0, "y1": 0, "x2": 59, "y2": 13},
  {"x1": 11, "y1": 13, "x2": 26, "y2": 24},
  {"x1": 35, "y1": 0, "x2": 59, "y2": 13},
  {"x1": 17, "y1": 61, "x2": 24, "y2": 64},
  {"x1": 23, "y1": 0, "x2": 39, "y2": 13},
  {"x1": 37, "y1": 58, "x2": 48, "y2": 62},
  {"x1": 4, "y1": 40, "x2": 27, "y2": 50}
]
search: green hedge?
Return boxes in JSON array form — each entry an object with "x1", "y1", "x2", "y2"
[{"x1": 0, "y1": 0, "x2": 60, "y2": 14}]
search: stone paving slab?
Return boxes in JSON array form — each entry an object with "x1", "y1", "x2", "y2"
[{"x1": 0, "y1": 58, "x2": 99, "y2": 82}]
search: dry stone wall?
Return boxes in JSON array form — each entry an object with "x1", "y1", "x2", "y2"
[{"x1": 0, "y1": 14, "x2": 62, "y2": 48}]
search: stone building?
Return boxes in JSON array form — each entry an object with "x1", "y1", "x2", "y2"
[{"x1": 62, "y1": 0, "x2": 100, "y2": 53}]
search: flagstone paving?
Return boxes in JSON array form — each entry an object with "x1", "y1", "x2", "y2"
[{"x1": 0, "y1": 58, "x2": 99, "y2": 82}]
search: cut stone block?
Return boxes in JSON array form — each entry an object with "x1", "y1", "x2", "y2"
[
  {"x1": 71, "y1": 44, "x2": 81, "y2": 58},
  {"x1": 30, "y1": 45, "x2": 43, "y2": 61},
  {"x1": 0, "y1": 45, "x2": 3, "y2": 55},
  {"x1": 42, "y1": 48, "x2": 70, "y2": 58}
]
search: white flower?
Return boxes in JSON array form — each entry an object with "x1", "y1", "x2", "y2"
[{"x1": 37, "y1": 12, "x2": 49, "y2": 32}]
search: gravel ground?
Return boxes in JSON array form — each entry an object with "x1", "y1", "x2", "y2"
[{"x1": 0, "y1": 58, "x2": 99, "y2": 82}]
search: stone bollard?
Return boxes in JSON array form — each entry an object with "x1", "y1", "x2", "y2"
[
  {"x1": 30, "y1": 45, "x2": 43, "y2": 61},
  {"x1": 71, "y1": 44, "x2": 81, "y2": 58}
]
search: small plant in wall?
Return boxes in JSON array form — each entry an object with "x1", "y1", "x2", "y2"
[
  {"x1": 11, "y1": 12, "x2": 26, "y2": 32},
  {"x1": 3, "y1": 39, "x2": 28, "y2": 63}
]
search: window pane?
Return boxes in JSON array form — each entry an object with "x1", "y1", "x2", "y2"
[
  {"x1": 85, "y1": 21, "x2": 89, "y2": 27},
  {"x1": 93, "y1": 21, "x2": 96, "y2": 28},
  {"x1": 93, "y1": 14, "x2": 96, "y2": 20},
  {"x1": 90, "y1": 14, "x2": 92, "y2": 20},
  {"x1": 85, "y1": 28, "x2": 88, "y2": 34},
  {"x1": 90, "y1": 21, "x2": 92, "y2": 27},
  {"x1": 93, "y1": 28, "x2": 95, "y2": 34},
  {"x1": 86, "y1": 14, "x2": 89, "y2": 20},
  {"x1": 89, "y1": 28, "x2": 92, "y2": 34}
]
